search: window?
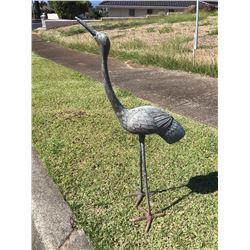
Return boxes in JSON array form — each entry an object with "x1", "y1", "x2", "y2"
[
  {"x1": 147, "y1": 9, "x2": 153, "y2": 14},
  {"x1": 129, "y1": 9, "x2": 135, "y2": 16}
]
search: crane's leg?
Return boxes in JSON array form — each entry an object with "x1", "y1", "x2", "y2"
[
  {"x1": 136, "y1": 134, "x2": 145, "y2": 207},
  {"x1": 140, "y1": 134, "x2": 151, "y2": 215},
  {"x1": 125, "y1": 135, "x2": 145, "y2": 207},
  {"x1": 131, "y1": 134, "x2": 165, "y2": 233}
]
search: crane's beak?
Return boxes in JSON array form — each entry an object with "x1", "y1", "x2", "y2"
[{"x1": 75, "y1": 16, "x2": 97, "y2": 37}]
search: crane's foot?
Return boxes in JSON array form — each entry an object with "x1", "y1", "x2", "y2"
[
  {"x1": 130, "y1": 207, "x2": 165, "y2": 233},
  {"x1": 125, "y1": 191, "x2": 145, "y2": 208}
]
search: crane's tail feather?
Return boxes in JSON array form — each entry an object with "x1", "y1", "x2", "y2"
[{"x1": 158, "y1": 120, "x2": 185, "y2": 144}]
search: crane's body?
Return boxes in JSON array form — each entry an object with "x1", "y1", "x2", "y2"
[
  {"x1": 116, "y1": 106, "x2": 184, "y2": 144},
  {"x1": 75, "y1": 17, "x2": 185, "y2": 233}
]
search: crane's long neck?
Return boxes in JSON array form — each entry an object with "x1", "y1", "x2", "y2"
[{"x1": 101, "y1": 47, "x2": 125, "y2": 113}]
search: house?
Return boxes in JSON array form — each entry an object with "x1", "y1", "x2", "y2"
[{"x1": 99, "y1": 0, "x2": 218, "y2": 18}]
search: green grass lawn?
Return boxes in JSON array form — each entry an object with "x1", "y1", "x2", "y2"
[
  {"x1": 32, "y1": 53, "x2": 218, "y2": 249},
  {"x1": 37, "y1": 11, "x2": 218, "y2": 77}
]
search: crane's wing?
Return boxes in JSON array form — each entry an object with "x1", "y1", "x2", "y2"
[
  {"x1": 150, "y1": 108, "x2": 173, "y2": 130},
  {"x1": 122, "y1": 106, "x2": 173, "y2": 134},
  {"x1": 121, "y1": 106, "x2": 185, "y2": 144}
]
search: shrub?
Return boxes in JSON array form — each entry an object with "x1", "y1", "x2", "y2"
[
  {"x1": 146, "y1": 27, "x2": 156, "y2": 33},
  {"x1": 159, "y1": 26, "x2": 173, "y2": 33},
  {"x1": 208, "y1": 27, "x2": 218, "y2": 36}
]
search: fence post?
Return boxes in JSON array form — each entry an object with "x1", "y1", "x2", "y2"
[{"x1": 193, "y1": 0, "x2": 199, "y2": 64}]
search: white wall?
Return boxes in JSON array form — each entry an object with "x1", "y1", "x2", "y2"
[
  {"x1": 135, "y1": 9, "x2": 147, "y2": 17},
  {"x1": 108, "y1": 8, "x2": 169, "y2": 17},
  {"x1": 152, "y1": 9, "x2": 168, "y2": 14},
  {"x1": 44, "y1": 20, "x2": 78, "y2": 29},
  {"x1": 108, "y1": 8, "x2": 128, "y2": 17}
]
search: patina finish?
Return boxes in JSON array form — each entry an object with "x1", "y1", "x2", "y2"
[{"x1": 76, "y1": 17, "x2": 185, "y2": 233}]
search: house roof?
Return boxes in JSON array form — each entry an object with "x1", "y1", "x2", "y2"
[{"x1": 99, "y1": 1, "x2": 218, "y2": 9}]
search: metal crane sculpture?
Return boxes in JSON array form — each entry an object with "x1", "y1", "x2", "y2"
[{"x1": 75, "y1": 17, "x2": 185, "y2": 233}]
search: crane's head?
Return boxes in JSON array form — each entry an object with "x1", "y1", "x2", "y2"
[{"x1": 75, "y1": 17, "x2": 110, "y2": 53}]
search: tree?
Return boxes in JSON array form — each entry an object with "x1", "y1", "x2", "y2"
[
  {"x1": 33, "y1": 1, "x2": 41, "y2": 19},
  {"x1": 85, "y1": 6, "x2": 108, "y2": 19},
  {"x1": 48, "y1": 1, "x2": 92, "y2": 19}
]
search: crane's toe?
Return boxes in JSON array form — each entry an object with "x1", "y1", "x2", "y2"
[{"x1": 130, "y1": 207, "x2": 165, "y2": 233}]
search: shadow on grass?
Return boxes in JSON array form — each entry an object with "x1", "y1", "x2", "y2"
[{"x1": 152, "y1": 171, "x2": 218, "y2": 212}]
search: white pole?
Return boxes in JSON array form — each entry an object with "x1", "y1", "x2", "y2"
[{"x1": 193, "y1": 0, "x2": 199, "y2": 64}]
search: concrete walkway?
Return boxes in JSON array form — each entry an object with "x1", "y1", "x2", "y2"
[{"x1": 32, "y1": 33, "x2": 217, "y2": 127}]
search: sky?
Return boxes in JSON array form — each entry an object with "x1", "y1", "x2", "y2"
[{"x1": 91, "y1": 0, "x2": 102, "y2": 7}]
